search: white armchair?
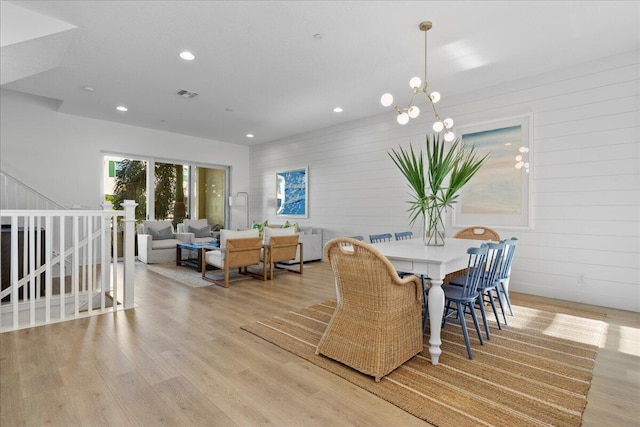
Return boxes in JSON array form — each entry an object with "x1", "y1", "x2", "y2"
[
  {"x1": 202, "y1": 228, "x2": 265, "y2": 287},
  {"x1": 177, "y1": 218, "x2": 218, "y2": 244},
  {"x1": 137, "y1": 220, "x2": 191, "y2": 264}
]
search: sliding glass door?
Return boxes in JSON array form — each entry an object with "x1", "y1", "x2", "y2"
[
  {"x1": 154, "y1": 161, "x2": 189, "y2": 227},
  {"x1": 104, "y1": 156, "x2": 147, "y2": 223},
  {"x1": 193, "y1": 166, "x2": 226, "y2": 230},
  {"x1": 103, "y1": 155, "x2": 228, "y2": 229}
]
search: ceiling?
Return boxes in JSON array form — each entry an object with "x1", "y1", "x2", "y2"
[{"x1": 1, "y1": 1, "x2": 638, "y2": 146}]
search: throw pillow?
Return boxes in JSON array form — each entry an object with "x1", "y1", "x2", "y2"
[
  {"x1": 148, "y1": 225, "x2": 173, "y2": 240},
  {"x1": 189, "y1": 225, "x2": 211, "y2": 238}
]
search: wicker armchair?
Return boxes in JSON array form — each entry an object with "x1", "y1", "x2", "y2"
[
  {"x1": 444, "y1": 226, "x2": 501, "y2": 284},
  {"x1": 453, "y1": 226, "x2": 500, "y2": 241},
  {"x1": 316, "y1": 237, "x2": 423, "y2": 382}
]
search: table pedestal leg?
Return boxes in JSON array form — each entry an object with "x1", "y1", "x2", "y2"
[{"x1": 428, "y1": 278, "x2": 445, "y2": 365}]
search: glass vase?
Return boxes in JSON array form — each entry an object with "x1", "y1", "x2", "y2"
[{"x1": 423, "y1": 206, "x2": 446, "y2": 246}]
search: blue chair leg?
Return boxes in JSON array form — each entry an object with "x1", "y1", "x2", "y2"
[
  {"x1": 490, "y1": 288, "x2": 507, "y2": 326},
  {"x1": 467, "y1": 302, "x2": 484, "y2": 346},
  {"x1": 476, "y1": 293, "x2": 492, "y2": 339},
  {"x1": 500, "y1": 281, "x2": 514, "y2": 316},
  {"x1": 485, "y1": 289, "x2": 503, "y2": 330},
  {"x1": 457, "y1": 303, "x2": 474, "y2": 359}
]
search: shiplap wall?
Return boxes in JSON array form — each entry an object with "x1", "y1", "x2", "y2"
[{"x1": 250, "y1": 50, "x2": 640, "y2": 312}]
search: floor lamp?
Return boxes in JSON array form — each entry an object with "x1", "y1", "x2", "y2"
[{"x1": 229, "y1": 191, "x2": 249, "y2": 229}]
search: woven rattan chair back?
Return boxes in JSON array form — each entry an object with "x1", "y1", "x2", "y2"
[
  {"x1": 454, "y1": 226, "x2": 501, "y2": 241},
  {"x1": 316, "y1": 237, "x2": 423, "y2": 382}
]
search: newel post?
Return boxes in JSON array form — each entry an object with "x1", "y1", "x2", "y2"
[{"x1": 122, "y1": 200, "x2": 137, "y2": 309}]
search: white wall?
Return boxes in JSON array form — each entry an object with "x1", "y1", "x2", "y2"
[
  {"x1": 0, "y1": 89, "x2": 250, "y2": 229},
  {"x1": 250, "y1": 50, "x2": 640, "y2": 312}
]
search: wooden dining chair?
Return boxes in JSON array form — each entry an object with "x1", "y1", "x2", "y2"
[
  {"x1": 448, "y1": 241, "x2": 506, "y2": 338},
  {"x1": 496, "y1": 237, "x2": 518, "y2": 319},
  {"x1": 444, "y1": 226, "x2": 501, "y2": 285},
  {"x1": 440, "y1": 244, "x2": 488, "y2": 359}
]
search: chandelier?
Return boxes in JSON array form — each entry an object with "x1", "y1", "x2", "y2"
[{"x1": 380, "y1": 21, "x2": 455, "y2": 142}]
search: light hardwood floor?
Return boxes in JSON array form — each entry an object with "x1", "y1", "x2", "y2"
[{"x1": 1, "y1": 261, "x2": 639, "y2": 426}]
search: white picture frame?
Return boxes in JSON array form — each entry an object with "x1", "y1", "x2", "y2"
[
  {"x1": 452, "y1": 115, "x2": 533, "y2": 229},
  {"x1": 276, "y1": 166, "x2": 308, "y2": 218}
]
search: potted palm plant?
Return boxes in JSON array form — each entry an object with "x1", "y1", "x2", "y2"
[{"x1": 389, "y1": 133, "x2": 488, "y2": 245}]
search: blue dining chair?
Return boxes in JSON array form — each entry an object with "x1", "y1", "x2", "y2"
[
  {"x1": 369, "y1": 233, "x2": 393, "y2": 243},
  {"x1": 439, "y1": 244, "x2": 488, "y2": 359},
  {"x1": 496, "y1": 237, "x2": 518, "y2": 319},
  {"x1": 394, "y1": 231, "x2": 413, "y2": 240},
  {"x1": 447, "y1": 241, "x2": 506, "y2": 339},
  {"x1": 350, "y1": 235, "x2": 365, "y2": 241}
]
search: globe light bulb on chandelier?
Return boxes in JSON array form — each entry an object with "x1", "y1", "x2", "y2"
[{"x1": 380, "y1": 21, "x2": 455, "y2": 140}]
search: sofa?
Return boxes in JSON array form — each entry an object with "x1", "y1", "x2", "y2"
[
  {"x1": 137, "y1": 220, "x2": 191, "y2": 264},
  {"x1": 262, "y1": 225, "x2": 323, "y2": 264}
]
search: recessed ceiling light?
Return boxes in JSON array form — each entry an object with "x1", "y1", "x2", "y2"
[
  {"x1": 82, "y1": 85, "x2": 95, "y2": 92},
  {"x1": 116, "y1": 105, "x2": 128, "y2": 112},
  {"x1": 333, "y1": 107, "x2": 343, "y2": 113},
  {"x1": 179, "y1": 51, "x2": 195, "y2": 61},
  {"x1": 246, "y1": 134, "x2": 254, "y2": 138}
]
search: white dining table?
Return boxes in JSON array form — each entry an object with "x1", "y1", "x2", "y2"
[{"x1": 372, "y1": 237, "x2": 483, "y2": 365}]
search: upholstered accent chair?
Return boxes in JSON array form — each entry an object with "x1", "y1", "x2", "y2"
[
  {"x1": 202, "y1": 228, "x2": 266, "y2": 287},
  {"x1": 316, "y1": 237, "x2": 423, "y2": 382},
  {"x1": 267, "y1": 235, "x2": 303, "y2": 279},
  {"x1": 137, "y1": 220, "x2": 191, "y2": 264},
  {"x1": 177, "y1": 218, "x2": 217, "y2": 244}
]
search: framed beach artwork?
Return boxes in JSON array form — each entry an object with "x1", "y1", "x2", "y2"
[
  {"x1": 276, "y1": 166, "x2": 308, "y2": 218},
  {"x1": 452, "y1": 115, "x2": 532, "y2": 229}
]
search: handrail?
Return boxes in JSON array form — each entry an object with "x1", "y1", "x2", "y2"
[{"x1": 0, "y1": 170, "x2": 66, "y2": 210}]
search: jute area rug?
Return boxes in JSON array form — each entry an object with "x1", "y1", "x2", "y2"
[
  {"x1": 144, "y1": 262, "x2": 246, "y2": 288},
  {"x1": 241, "y1": 296, "x2": 606, "y2": 427}
]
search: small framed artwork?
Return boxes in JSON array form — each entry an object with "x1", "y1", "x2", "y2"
[
  {"x1": 452, "y1": 115, "x2": 532, "y2": 229},
  {"x1": 276, "y1": 166, "x2": 308, "y2": 218}
]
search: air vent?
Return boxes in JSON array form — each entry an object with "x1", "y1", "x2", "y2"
[{"x1": 176, "y1": 89, "x2": 198, "y2": 99}]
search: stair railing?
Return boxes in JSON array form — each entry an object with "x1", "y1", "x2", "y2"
[{"x1": 0, "y1": 200, "x2": 137, "y2": 332}]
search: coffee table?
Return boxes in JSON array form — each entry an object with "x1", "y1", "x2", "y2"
[{"x1": 176, "y1": 241, "x2": 219, "y2": 271}]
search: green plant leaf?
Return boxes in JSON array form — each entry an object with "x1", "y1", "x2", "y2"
[{"x1": 389, "y1": 133, "x2": 489, "y2": 227}]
